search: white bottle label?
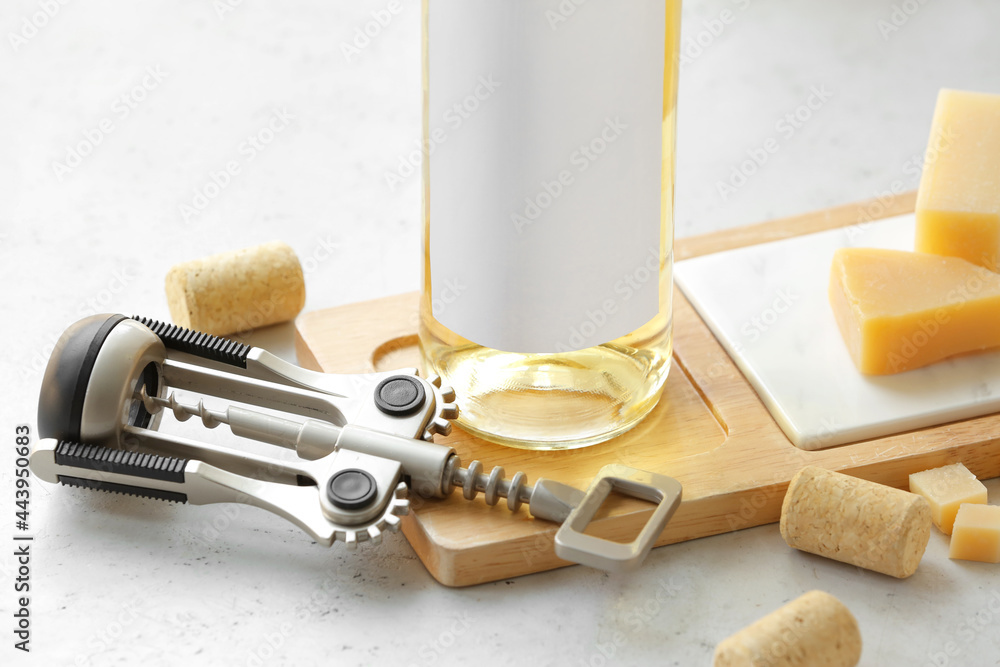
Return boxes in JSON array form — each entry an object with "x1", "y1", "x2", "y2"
[{"x1": 428, "y1": 0, "x2": 664, "y2": 353}]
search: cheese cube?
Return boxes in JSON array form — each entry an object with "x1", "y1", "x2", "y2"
[
  {"x1": 915, "y1": 89, "x2": 1000, "y2": 272},
  {"x1": 908, "y1": 463, "x2": 988, "y2": 534},
  {"x1": 829, "y1": 247, "x2": 1000, "y2": 374},
  {"x1": 949, "y1": 504, "x2": 1000, "y2": 563}
]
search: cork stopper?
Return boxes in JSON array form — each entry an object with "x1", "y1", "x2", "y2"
[
  {"x1": 165, "y1": 241, "x2": 306, "y2": 336},
  {"x1": 780, "y1": 466, "x2": 932, "y2": 578},
  {"x1": 713, "y1": 590, "x2": 862, "y2": 667}
]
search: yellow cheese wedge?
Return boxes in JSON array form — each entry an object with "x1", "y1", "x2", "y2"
[
  {"x1": 949, "y1": 503, "x2": 1000, "y2": 563},
  {"x1": 829, "y1": 247, "x2": 1000, "y2": 374},
  {"x1": 915, "y1": 89, "x2": 1000, "y2": 272},
  {"x1": 909, "y1": 463, "x2": 988, "y2": 535}
]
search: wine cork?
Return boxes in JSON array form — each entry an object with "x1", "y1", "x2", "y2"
[
  {"x1": 780, "y1": 466, "x2": 931, "y2": 578},
  {"x1": 713, "y1": 590, "x2": 861, "y2": 667},
  {"x1": 165, "y1": 241, "x2": 306, "y2": 336}
]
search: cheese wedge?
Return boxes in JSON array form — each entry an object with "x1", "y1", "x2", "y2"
[
  {"x1": 915, "y1": 89, "x2": 1000, "y2": 272},
  {"x1": 909, "y1": 462, "x2": 988, "y2": 535},
  {"x1": 949, "y1": 503, "x2": 1000, "y2": 563},
  {"x1": 829, "y1": 248, "x2": 1000, "y2": 374}
]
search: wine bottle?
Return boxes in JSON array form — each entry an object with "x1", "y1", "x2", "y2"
[{"x1": 420, "y1": 0, "x2": 681, "y2": 449}]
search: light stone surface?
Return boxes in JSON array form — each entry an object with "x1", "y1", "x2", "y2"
[{"x1": 3, "y1": 1, "x2": 1000, "y2": 665}]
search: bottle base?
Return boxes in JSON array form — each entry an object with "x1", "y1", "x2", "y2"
[{"x1": 421, "y1": 341, "x2": 671, "y2": 450}]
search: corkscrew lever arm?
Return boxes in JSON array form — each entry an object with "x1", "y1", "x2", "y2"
[
  {"x1": 124, "y1": 390, "x2": 684, "y2": 569},
  {"x1": 31, "y1": 401, "x2": 682, "y2": 571},
  {"x1": 133, "y1": 393, "x2": 684, "y2": 572}
]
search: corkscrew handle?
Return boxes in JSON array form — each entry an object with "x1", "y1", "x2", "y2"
[
  {"x1": 447, "y1": 459, "x2": 682, "y2": 572},
  {"x1": 554, "y1": 466, "x2": 683, "y2": 573}
]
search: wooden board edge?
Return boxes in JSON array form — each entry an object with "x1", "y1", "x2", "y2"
[
  {"x1": 416, "y1": 436, "x2": 1000, "y2": 586},
  {"x1": 293, "y1": 313, "x2": 323, "y2": 372},
  {"x1": 675, "y1": 190, "x2": 917, "y2": 260}
]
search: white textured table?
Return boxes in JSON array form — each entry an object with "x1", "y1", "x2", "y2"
[{"x1": 3, "y1": 1, "x2": 1000, "y2": 665}]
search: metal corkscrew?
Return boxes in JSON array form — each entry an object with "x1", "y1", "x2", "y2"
[{"x1": 30, "y1": 315, "x2": 682, "y2": 572}]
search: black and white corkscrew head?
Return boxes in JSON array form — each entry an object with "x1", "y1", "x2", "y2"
[{"x1": 37, "y1": 314, "x2": 166, "y2": 447}]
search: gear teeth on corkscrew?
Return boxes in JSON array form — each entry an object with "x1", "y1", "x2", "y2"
[
  {"x1": 381, "y1": 484, "x2": 409, "y2": 516},
  {"x1": 334, "y1": 482, "x2": 409, "y2": 550},
  {"x1": 421, "y1": 374, "x2": 458, "y2": 441},
  {"x1": 431, "y1": 417, "x2": 453, "y2": 437},
  {"x1": 344, "y1": 531, "x2": 358, "y2": 551},
  {"x1": 439, "y1": 402, "x2": 459, "y2": 420}
]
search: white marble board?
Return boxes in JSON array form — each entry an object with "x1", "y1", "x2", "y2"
[{"x1": 675, "y1": 213, "x2": 1000, "y2": 450}]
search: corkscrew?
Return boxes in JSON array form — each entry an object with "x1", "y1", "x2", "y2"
[{"x1": 30, "y1": 315, "x2": 682, "y2": 573}]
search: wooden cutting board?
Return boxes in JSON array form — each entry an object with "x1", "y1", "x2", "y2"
[{"x1": 294, "y1": 191, "x2": 1000, "y2": 587}]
